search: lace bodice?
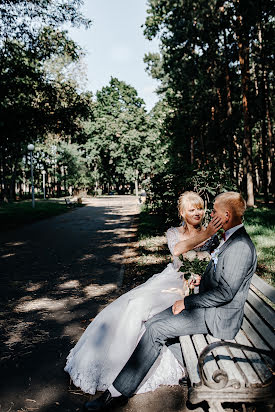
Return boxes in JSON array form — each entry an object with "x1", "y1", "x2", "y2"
[
  {"x1": 166, "y1": 227, "x2": 182, "y2": 270},
  {"x1": 166, "y1": 227, "x2": 218, "y2": 270}
]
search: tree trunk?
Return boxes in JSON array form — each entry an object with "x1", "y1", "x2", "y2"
[
  {"x1": 0, "y1": 151, "x2": 3, "y2": 200},
  {"x1": 263, "y1": 67, "x2": 273, "y2": 200},
  {"x1": 257, "y1": 22, "x2": 273, "y2": 204},
  {"x1": 94, "y1": 163, "x2": 98, "y2": 195},
  {"x1": 56, "y1": 163, "x2": 61, "y2": 197},
  {"x1": 134, "y1": 169, "x2": 139, "y2": 198},
  {"x1": 190, "y1": 136, "x2": 194, "y2": 164},
  {"x1": 223, "y1": 28, "x2": 235, "y2": 177},
  {"x1": 1, "y1": 150, "x2": 8, "y2": 200},
  {"x1": 236, "y1": 11, "x2": 255, "y2": 206},
  {"x1": 9, "y1": 157, "x2": 19, "y2": 200}
]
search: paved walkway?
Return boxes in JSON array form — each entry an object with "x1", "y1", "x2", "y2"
[
  {"x1": 0, "y1": 196, "x2": 136, "y2": 410},
  {"x1": 0, "y1": 196, "x2": 203, "y2": 412}
]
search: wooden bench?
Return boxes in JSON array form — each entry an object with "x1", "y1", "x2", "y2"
[{"x1": 180, "y1": 274, "x2": 275, "y2": 412}]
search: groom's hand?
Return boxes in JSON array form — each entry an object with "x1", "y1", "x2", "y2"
[{"x1": 172, "y1": 299, "x2": 185, "y2": 315}]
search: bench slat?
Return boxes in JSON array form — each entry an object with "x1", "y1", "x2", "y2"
[
  {"x1": 193, "y1": 334, "x2": 262, "y2": 386},
  {"x1": 220, "y1": 337, "x2": 261, "y2": 386},
  {"x1": 180, "y1": 335, "x2": 201, "y2": 385},
  {"x1": 247, "y1": 289, "x2": 275, "y2": 330},
  {"x1": 244, "y1": 304, "x2": 275, "y2": 350},
  {"x1": 241, "y1": 317, "x2": 270, "y2": 351},
  {"x1": 235, "y1": 329, "x2": 273, "y2": 383},
  {"x1": 192, "y1": 334, "x2": 218, "y2": 384},
  {"x1": 251, "y1": 274, "x2": 275, "y2": 304},
  {"x1": 241, "y1": 316, "x2": 275, "y2": 371},
  {"x1": 207, "y1": 335, "x2": 246, "y2": 386}
]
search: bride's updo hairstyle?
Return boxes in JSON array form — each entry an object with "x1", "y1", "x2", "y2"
[{"x1": 178, "y1": 191, "x2": 205, "y2": 227}]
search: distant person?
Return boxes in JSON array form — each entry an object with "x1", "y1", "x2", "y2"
[
  {"x1": 82, "y1": 192, "x2": 257, "y2": 412},
  {"x1": 140, "y1": 189, "x2": 146, "y2": 204},
  {"x1": 65, "y1": 192, "x2": 221, "y2": 397}
]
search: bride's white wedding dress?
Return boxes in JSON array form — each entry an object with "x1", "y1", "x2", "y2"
[{"x1": 64, "y1": 227, "x2": 214, "y2": 395}]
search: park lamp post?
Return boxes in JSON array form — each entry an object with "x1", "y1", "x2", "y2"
[
  {"x1": 42, "y1": 170, "x2": 46, "y2": 200},
  {"x1": 27, "y1": 144, "x2": 35, "y2": 208}
]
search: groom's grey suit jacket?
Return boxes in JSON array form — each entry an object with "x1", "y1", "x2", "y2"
[{"x1": 184, "y1": 227, "x2": 257, "y2": 340}]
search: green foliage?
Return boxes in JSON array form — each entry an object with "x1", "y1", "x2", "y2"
[
  {"x1": 57, "y1": 142, "x2": 92, "y2": 189},
  {"x1": 144, "y1": 0, "x2": 274, "y2": 204},
  {"x1": 185, "y1": 167, "x2": 238, "y2": 215},
  {"x1": 144, "y1": 163, "x2": 236, "y2": 225},
  {"x1": 0, "y1": 0, "x2": 90, "y2": 43},
  {"x1": 84, "y1": 77, "x2": 169, "y2": 191},
  {"x1": 179, "y1": 258, "x2": 210, "y2": 277},
  {"x1": 0, "y1": 1, "x2": 92, "y2": 200},
  {"x1": 137, "y1": 207, "x2": 166, "y2": 239}
]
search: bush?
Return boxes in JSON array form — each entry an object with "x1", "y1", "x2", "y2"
[{"x1": 144, "y1": 164, "x2": 237, "y2": 225}]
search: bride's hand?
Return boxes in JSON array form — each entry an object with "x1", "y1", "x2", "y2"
[
  {"x1": 206, "y1": 216, "x2": 223, "y2": 237},
  {"x1": 172, "y1": 299, "x2": 185, "y2": 315},
  {"x1": 190, "y1": 275, "x2": 201, "y2": 286}
]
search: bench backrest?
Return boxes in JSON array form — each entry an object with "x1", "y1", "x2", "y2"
[
  {"x1": 244, "y1": 274, "x2": 275, "y2": 352},
  {"x1": 250, "y1": 274, "x2": 275, "y2": 304}
]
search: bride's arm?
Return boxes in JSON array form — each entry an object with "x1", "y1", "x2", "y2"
[{"x1": 173, "y1": 216, "x2": 222, "y2": 256}]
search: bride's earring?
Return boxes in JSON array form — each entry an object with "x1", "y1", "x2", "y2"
[{"x1": 182, "y1": 220, "x2": 185, "y2": 227}]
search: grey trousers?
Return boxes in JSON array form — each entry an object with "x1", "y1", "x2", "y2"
[{"x1": 113, "y1": 306, "x2": 208, "y2": 397}]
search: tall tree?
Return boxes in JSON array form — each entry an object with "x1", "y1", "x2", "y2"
[
  {"x1": 85, "y1": 78, "x2": 168, "y2": 194},
  {"x1": 143, "y1": 0, "x2": 274, "y2": 206},
  {"x1": 234, "y1": 0, "x2": 255, "y2": 206},
  {"x1": 0, "y1": 1, "x2": 91, "y2": 199}
]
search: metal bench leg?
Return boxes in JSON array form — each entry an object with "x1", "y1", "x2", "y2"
[{"x1": 208, "y1": 401, "x2": 225, "y2": 412}]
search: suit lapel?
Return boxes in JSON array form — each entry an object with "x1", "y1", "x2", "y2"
[{"x1": 202, "y1": 227, "x2": 247, "y2": 285}]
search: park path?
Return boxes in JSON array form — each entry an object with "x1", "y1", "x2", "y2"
[{"x1": 0, "y1": 196, "x2": 140, "y2": 411}]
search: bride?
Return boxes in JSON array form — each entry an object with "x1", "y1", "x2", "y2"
[{"x1": 64, "y1": 191, "x2": 222, "y2": 395}]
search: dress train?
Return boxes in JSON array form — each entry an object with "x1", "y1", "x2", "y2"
[{"x1": 64, "y1": 263, "x2": 184, "y2": 394}]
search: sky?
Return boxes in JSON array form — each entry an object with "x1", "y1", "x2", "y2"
[{"x1": 67, "y1": 0, "x2": 160, "y2": 111}]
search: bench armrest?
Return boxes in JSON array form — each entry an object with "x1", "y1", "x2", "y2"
[{"x1": 198, "y1": 341, "x2": 274, "y2": 390}]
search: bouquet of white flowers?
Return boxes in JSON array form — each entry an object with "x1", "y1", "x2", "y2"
[{"x1": 179, "y1": 251, "x2": 211, "y2": 296}]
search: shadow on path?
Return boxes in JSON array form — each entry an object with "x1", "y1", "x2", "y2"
[{"x1": 0, "y1": 196, "x2": 139, "y2": 411}]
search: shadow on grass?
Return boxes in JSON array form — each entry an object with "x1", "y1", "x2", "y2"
[
  {"x1": 0, "y1": 199, "x2": 84, "y2": 231},
  {"x1": 245, "y1": 207, "x2": 275, "y2": 228},
  {"x1": 137, "y1": 209, "x2": 166, "y2": 240}
]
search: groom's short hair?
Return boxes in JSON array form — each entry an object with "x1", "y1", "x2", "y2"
[{"x1": 215, "y1": 192, "x2": 246, "y2": 220}]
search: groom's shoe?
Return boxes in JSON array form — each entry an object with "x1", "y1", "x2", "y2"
[{"x1": 83, "y1": 390, "x2": 128, "y2": 411}]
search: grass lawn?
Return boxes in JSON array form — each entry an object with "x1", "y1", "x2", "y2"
[
  {"x1": 126, "y1": 206, "x2": 275, "y2": 288},
  {"x1": 0, "y1": 198, "x2": 77, "y2": 231},
  {"x1": 244, "y1": 207, "x2": 275, "y2": 285}
]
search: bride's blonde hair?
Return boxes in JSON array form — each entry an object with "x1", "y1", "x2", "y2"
[{"x1": 178, "y1": 191, "x2": 205, "y2": 228}]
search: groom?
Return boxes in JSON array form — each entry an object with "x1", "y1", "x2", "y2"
[{"x1": 84, "y1": 191, "x2": 257, "y2": 411}]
